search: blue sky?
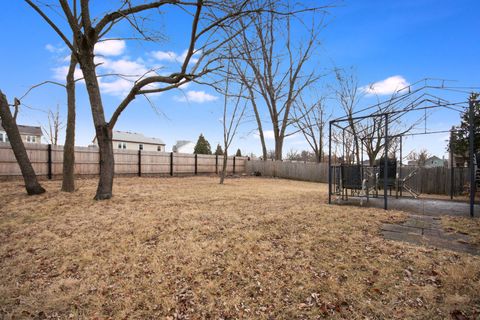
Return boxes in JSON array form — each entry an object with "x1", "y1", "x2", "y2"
[{"x1": 0, "y1": 0, "x2": 478, "y2": 159}]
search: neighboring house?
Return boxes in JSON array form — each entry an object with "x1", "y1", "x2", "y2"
[
  {"x1": 93, "y1": 131, "x2": 166, "y2": 151},
  {"x1": 406, "y1": 160, "x2": 417, "y2": 166},
  {"x1": 424, "y1": 156, "x2": 446, "y2": 168},
  {"x1": 0, "y1": 120, "x2": 42, "y2": 144},
  {"x1": 172, "y1": 140, "x2": 195, "y2": 153}
]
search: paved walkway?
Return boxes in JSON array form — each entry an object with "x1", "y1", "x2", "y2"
[
  {"x1": 337, "y1": 196, "x2": 479, "y2": 217},
  {"x1": 334, "y1": 196, "x2": 480, "y2": 255},
  {"x1": 381, "y1": 214, "x2": 480, "y2": 255}
]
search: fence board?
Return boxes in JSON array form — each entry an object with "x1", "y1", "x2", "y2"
[
  {"x1": 246, "y1": 159, "x2": 471, "y2": 196},
  {"x1": 0, "y1": 142, "x2": 248, "y2": 179}
]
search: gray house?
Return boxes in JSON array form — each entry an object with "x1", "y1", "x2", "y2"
[
  {"x1": 93, "y1": 130, "x2": 166, "y2": 151},
  {"x1": 0, "y1": 120, "x2": 43, "y2": 144},
  {"x1": 424, "y1": 156, "x2": 446, "y2": 168}
]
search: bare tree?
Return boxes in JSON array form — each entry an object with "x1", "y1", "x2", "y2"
[
  {"x1": 26, "y1": 0, "x2": 266, "y2": 199},
  {"x1": 230, "y1": 0, "x2": 326, "y2": 160},
  {"x1": 18, "y1": 49, "x2": 78, "y2": 192},
  {"x1": 334, "y1": 68, "x2": 362, "y2": 164},
  {"x1": 334, "y1": 68, "x2": 423, "y2": 165},
  {"x1": 292, "y1": 96, "x2": 328, "y2": 163},
  {"x1": 407, "y1": 148, "x2": 430, "y2": 166},
  {"x1": 219, "y1": 60, "x2": 246, "y2": 184},
  {"x1": 42, "y1": 105, "x2": 64, "y2": 145},
  {"x1": 0, "y1": 91, "x2": 46, "y2": 195}
]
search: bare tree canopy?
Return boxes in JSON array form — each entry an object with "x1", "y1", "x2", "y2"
[
  {"x1": 227, "y1": 0, "x2": 329, "y2": 160},
  {"x1": 26, "y1": 0, "x2": 275, "y2": 199}
]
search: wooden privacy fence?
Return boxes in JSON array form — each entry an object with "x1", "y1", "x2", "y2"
[
  {"x1": 0, "y1": 142, "x2": 247, "y2": 179},
  {"x1": 246, "y1": 159, "x2": 471, "y2": 195}
]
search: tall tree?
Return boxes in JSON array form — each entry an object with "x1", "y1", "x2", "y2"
[
  {"x1": 194, "y1": 134, "x2": 212, "y2": 155},
  {"x1": 214, "y1": 144, "x2": 224, "y2": 155},
  {"x1": 449, "y1": 93, "x2": 480, "y2": 164},
  {"x1": 219, "y1": 60, "x2": 246, "y2": 184},
  {"x1": 61, "y1": 52, "x2": 77, "y2": 192},
  {"x1": 27, "y1": 0, "x2": 263, "y2": 199},
  {"x1": 0, "y1": 91, "x2": 46, "y2": 195},
  {"x1": 235, "y1": 148, "x2": 242, "y2": 157},
  {"x1": 230, "y1": 0, "x2": 325, "y2": 160}
]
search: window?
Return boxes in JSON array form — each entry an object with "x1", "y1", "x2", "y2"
[
  {"x1": 26, "y1": 135, "x2": 36, "y2": 143},
  {"x1": 157, "y1": 145, "x2": 163, "y2": 152},
  {"x1": 117, "y1": 142, "x2": 126, "y2": 149},
  {"x1": 139, "y1": 144, "x2": 143, "y2": 151},
  {"x1": 0, "y1": 132, "x2": 4, "y2": 142}
]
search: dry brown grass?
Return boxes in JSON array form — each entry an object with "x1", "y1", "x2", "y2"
[
  {"x1": 442, "y1": 215, "x2": 480, "y2": 246},
  {"x1": 0, "y1": 176, "x2": 479, "y2": 319}
]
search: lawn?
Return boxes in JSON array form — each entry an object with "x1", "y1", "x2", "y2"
[{"x1": 0, "y1": 177, "x2": 479, "y2": 319}]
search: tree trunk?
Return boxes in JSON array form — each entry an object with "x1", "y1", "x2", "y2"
[
  {"x1": 95, "y1": 126, "x2": 114, "y2": 199},
  {"x1": 275, "y1": 136, "x2": 283, "y2": 160},
  {"x1": 220, "y1": 149, "x2": 228, "y2": 184},
  {"x1": 61, "y1": 54, "x2": 77, "y2": 192},
  {"x1": 78, "y1": 54, "x2": 114, "y2": 200},
  {"x1": 251, "y1": 101, "x2": 267, "y2": 160},
  {"x1": 0, "y1": 91, "x2": 46, "y2": 195}
]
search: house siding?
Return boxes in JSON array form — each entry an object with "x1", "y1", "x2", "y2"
[{"x1": 113, "y1": 139, "x2": 165, "y2": 152}]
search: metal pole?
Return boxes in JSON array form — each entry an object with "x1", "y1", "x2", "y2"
[
  {"x1": 194, "y1": 153, "x2": 198, "y2": 175},
  {"x1": 328, "y1": 121, "x2": 332, "y2": 204},
  {"x1": 170, "y1": 152, "x2": 174, "y2": 176},
  {"x1": 399, "y1": 136, "x2": 403, "y2": 197},
  {"x1": 384, "y1": 114, "x2": 389, "y2": 210},
  {"x1": 450, "y1": 129, "x2": 454, "y2": 200},
  {"x1": 233, "y1": 156, "x2": 236, "y2": 174},
  {"x1": 47, "y1": 144, "x2": 52, "y2": 180},
  {"x1": 138, "y1": 150, "x2": 141, "y2": 177},
  {"x1": 215, "y1": 154, "x2": 218, "y2": 174},
  {"x1": 468, "y1": 98, "x2": 475, "y2": 217}
]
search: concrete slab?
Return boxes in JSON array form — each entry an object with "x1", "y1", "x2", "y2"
[
  {"x1": 335, "y1": 196, "x2": 480, "y2": 217},
  {"x1": 381, "y1": 214, "x2": 480, "y2": 256}
]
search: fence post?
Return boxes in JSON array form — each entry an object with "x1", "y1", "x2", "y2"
[
  {"x1": 170, "y1": 152, "x2": 174, "y2": 176},
  {"x1": 138, "y1": 150, "x2": 142, "y2": 177},
  {"x1": 215, "y1": 154, "x2": 218, "y2": 174},
  {"x1": 195, "y1": 153, "x2": 198, "y2": 175},
  {"x1": 47, "y1": 144, "x2": 52, "y2": 180},
  {"x1": 233, "y1": 156, "x2": 236, "y2": 174}
]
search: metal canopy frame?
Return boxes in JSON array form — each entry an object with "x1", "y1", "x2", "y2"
[{"x1": 327, "y1": 79, "x2": 479, "y2": 217}]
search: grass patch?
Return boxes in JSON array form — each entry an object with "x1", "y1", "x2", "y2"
[
  {"x1": 442, "y1": 215, "x2": 480, "y2": 245},
  {"x1": 0, "y1": 177, "x2": 479, "y2": 319}
]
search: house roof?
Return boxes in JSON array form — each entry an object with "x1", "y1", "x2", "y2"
[
  {"x1": 112, "y1": 131, "x2": 165, "y2": 145},
  {"x1": 426, "y1": 156, "x2": 442, "y2": 162},
  {"x1": 0, "y1": 120, "x2": 42, "y2": 136}
]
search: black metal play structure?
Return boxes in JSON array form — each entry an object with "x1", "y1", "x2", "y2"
[{"x1": 327, "y1": 79, "x2": 479, "y2": 217}]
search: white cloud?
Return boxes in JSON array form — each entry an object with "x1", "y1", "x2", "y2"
[
  {"x1": 175, "y1": 90, "x2": 218, "y2": 103},
  {"x1": 361, "y1": 75, "x2": 410, "y2": 96},
  {"x1": 45, "y1": 44, "x2": 65, "y2": 53},
  {"x1": 254, "y1": 130, "x2": 274, "y2": 140},
  {"x1": 48, "y1": 40, "x2": 163, "y2": 97},
  {"x1": 151, "y1": 49, "x2": 200, "y2": 64},
  {"x1": 94, "y1": 39, "x2": 126, "y2": 56},
  {"x1": 52, "y1": 65, "x2": 84, "y2": 81}
]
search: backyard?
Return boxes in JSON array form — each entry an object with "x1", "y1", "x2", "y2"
[{"x1": 0, "y1": 177, "x2": 479, "y2": 319}]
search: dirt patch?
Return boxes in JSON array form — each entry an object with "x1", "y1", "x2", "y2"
[{"x1": 0, "y1": 177, "x2": 479, "y2": 319}]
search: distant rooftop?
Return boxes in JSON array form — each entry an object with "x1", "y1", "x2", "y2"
[
  {"x1": 112, "y1": 131, "x2": 165, "y2": 145},
  {"x1": 0, "y1": 119, "x2": 42, "y2": 136}
]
